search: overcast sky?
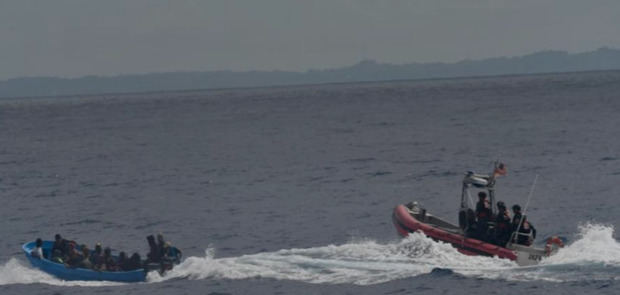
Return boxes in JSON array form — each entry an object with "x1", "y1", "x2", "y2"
[{"x1": 1, "y1": 0, "x2": 619, "y2": 80}]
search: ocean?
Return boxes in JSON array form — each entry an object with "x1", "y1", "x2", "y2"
[{"x1": 1, "y1": 71, "x2": 620, "y2": 294}]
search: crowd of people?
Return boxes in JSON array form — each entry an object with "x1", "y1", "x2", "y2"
[
  {"x1": 473, "y1": 192, "x2": 537, "y2": 247},
  {"x1": 30, "y1": 233, "x2": 181, "y2": 272}
]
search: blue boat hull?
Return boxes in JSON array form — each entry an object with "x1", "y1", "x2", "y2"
[{"x1": 22, "y1": 241, "x2": 146, "y2": 282}]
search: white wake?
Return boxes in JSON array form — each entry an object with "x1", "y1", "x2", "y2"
[{"x1": 3, "y1": 223, "x2": 620, "y2": 287}]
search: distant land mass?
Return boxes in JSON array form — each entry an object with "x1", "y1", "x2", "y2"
[{"x1": 2, "y1": 47, "x2": 620, "y2": 98}]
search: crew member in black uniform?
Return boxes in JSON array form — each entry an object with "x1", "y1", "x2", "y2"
[
  {"x1": 494, "y1": 201, "x2": 512, "y2": 247},
  {"x1": 511, "y1": 204, "x2": 537, "y2": 246},
  {"x1": 475, "y1": 192, "x2": 492, "y2": 241}
]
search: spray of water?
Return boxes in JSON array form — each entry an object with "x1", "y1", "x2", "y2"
[
  {"x1": 3, "y1": 223, "x2": 620, "y2": 287},
  {"x1": 0, "y1": 258, "x2": 122, "y2": 287}
]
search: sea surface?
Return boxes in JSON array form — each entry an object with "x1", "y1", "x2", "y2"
[{"x1": 2, "y1": 71, "x2": 620, "y2": 294}]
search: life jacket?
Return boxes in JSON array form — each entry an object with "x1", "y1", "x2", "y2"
[
  {"x1": 512, "y1": 213, "x2": 523, "y2": 230},
  {"x1": 495, "y1": 211, "x2": 511, "y2": 230},
  {"x1": 476, "y1": 200, "x2": 491, "y2": 220},
  {"x1": 516, "y1": 221, "x2": 534, "y2": 246}
]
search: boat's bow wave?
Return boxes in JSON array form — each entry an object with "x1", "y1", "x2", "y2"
[
  {"x1": 0, "y1": 258, "x2": 123, "y2": 287},
  {"x1": 543, "y1": 223, "x2": 620, "y2": 265},
  {"x1": 4, "y1": 223, "x2": 620, "y2": 286}
]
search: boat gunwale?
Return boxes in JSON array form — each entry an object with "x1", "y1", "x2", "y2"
[{"x1": 22, "y1": 241, "x2": 147, "y2": 282}]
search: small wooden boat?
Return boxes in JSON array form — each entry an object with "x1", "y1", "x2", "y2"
[{"x1": 22, "y1": 241, "x2": 147, "y2": 282}]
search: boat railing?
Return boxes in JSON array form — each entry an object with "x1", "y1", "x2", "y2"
[{"x1": 508, "y1": 231, "x2": 535, "y2": 247}]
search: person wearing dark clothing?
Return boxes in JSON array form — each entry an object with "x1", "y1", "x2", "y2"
[
  {"x1": 494, "y1": 201, "x2": 512, "y2": 247},
  {"x1": 475, "y1": 192, "x2": 492, "y2": 241},
  {"x1": 117, "y1": 252, "x2": 129, "y2": 271},
  {"x1": 125, "y1": 253, "x2": 142, "y2": 271},
  {"x1": 511, "y1": 204, "x2": 522, "y2": 231},
  {"x1": 157, "y1": 234, "x2": 166, "y2": 258},
  {"x1": 515, "y1": 216, "x2": 537, "y2": 246},
  {"x1": 52, "y1": 234, "x2": 68, "y2": 260},
  {"x1": 146, "y1": 235, "x2": 161, "y2": 263},
  {"x1": 103, "y1": 247, "x2": 117, "y2": 271},
  {"x1": 64, "y1": 243, "x2": 84, "y2": 268},
  {"x1": 90, "y1": 243, "x2": 105, "y2": 270},
  {"x1": 511, "y1": 204, "x2": 537, "y2": 246},
  {"x1": 476, "y1": 192, "x2": 492, "y2": 221}
]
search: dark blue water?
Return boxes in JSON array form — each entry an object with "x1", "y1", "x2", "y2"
[{"x1": 2, "y1": 71, "x2": 620, "y2": 294}]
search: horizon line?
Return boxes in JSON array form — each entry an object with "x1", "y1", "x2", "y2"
[{"x1": 2, "y1": 46, "x2": 617, "y2": 83}]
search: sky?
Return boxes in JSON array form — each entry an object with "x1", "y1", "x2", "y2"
[{"x1": 1, "y1": 0, "x2": 619, "y2": 80}]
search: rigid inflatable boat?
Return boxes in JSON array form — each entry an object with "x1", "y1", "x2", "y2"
[{"x1": 392, "y1": 164, "x2": 563, "y2": 266}]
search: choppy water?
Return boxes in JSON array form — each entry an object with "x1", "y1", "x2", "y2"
[{"x1": 1, "y1": 71, "x2": 620, "y2": 294}]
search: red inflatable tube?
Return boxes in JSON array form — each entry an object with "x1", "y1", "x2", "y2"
[{"x1": 392, "y1": 205, "x2": 517, "y2": 261}]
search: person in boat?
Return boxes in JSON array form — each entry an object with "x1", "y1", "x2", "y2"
[
  {"x1": 511, "y1": 204, "x2": 537, "y2": 246},
  {"x1": 160, "y1": 241, "x2": 183, "y2": 272},
  {"x1": 103, "y1": 247, "x2": 117, "y2": 271},
  {"x1": 127, "y1": 253, "x2": 142, "y2": 271},
  {"x1": 157, "y1": 233, "x2": 166, "y2": 257},
  {"x1": 90, "y1": 243, "x2": 106, "y2": 270},
  {"x1": 52, "y1": 234, "x2": 68, "y2": 260},
  {"x1": 494, "y1": 201, "x2": 512, "y2": 247},
  {"x1": 475, "y1": 192, "x2": 492, "y2": 241},
  {"x1": 78, "y1": 245, "x2": 93, "y2": 269},
  {"x1": 515, "y1": 215, "x2": 537, "y2": 246},
  {"x1": 511, "y1": 204, "x2": 523, "y2": 231},
  {"x1": 64, "y1": 243, "x2": 84, "y2": 268},
  {"x1": 163, "y1": 241, "x2": 182, "y2": 264},
  {"x1": 146, "y1": 235, "x2": 162, "y2": 263},
  {"x1": 117, "y1": 252, "x2": 129, "y2": 271},
  {"x1": 159, "y1": 242, "x2": 173, "y2": 272},
  {"x1": 31, "y1": 238, "x2": 44, "y2": 259}
]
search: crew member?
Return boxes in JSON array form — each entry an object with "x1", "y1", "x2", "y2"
[
  {"x1": 511, "y1": 204, "x2": 522, "y2": 231},
  {"x1": 475, "y1": 192, "x2": 492, "y2": 241},
  {"x1": 511, "y1": 204, "x2": 537, "y2": 246},
  {"x1": 494, "y1": 201, "x2": 511, "y2": 246},
  {"x1": 516, "y1": 215, "x2": 537, "y2": 246}
]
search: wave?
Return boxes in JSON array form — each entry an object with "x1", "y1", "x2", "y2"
[
  {"x1": 147, "y1": 233, "x2": 515, "y2": 285},
  {"x1": 3, "y1": 223, "x2": 620, "y2": 287},
  {"x1": 0, "y1": 258, "x2": 122, "y2": 287},
  {"x1": 150, "y1": 223, "x2": 620, "y2": 285}
]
